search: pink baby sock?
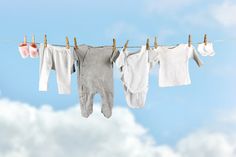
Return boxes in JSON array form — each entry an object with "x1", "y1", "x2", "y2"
[
  {"x1": 29, "y1": 43, "x2": 39, "y2": 58},
  {"x1": 18, "y1": 43, "x2": 29, "y2": 58}
]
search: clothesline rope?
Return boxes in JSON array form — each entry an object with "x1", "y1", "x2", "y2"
[
  {"x1": 23, "y1": 40, "x2": 223, "y2": 48},
  {"x1": 29, "y1": 39, "x2": 236, "y2": 48},
  {"x1": 2, "y1": 39, "x2": 236, "y2": 48}
]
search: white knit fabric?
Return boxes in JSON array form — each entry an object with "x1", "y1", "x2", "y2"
[
  {"x1": 116, "y1": 46, "x2": 150, "y2": 108},
  {"x1": 197, "y1": 43, "x2": 215, "y2": 56},
  {"x1": 150, "y1": 44, "x2": 195, "y2": 87}
]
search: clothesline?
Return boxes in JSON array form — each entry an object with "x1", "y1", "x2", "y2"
[
  {"x1": 18, "y1": 37, "x2": 215, "y2": 118},
  {"x1": 1, "y1": 39, "x2": 236, "y2": 48},
  {"x1": 26, "y1": 39, "x2": 236, "y2": 48},
  {"x1": 23, "y1": 41, "x2": 213, "y2": 48}
]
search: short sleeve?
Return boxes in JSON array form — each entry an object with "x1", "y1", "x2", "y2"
[{"x1": 190, "y1": 47, "x2": 203, "y2": 67}]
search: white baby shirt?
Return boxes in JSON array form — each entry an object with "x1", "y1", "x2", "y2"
[{"x1": 150, "y1": 44, "x2": 199, "y2": 87}]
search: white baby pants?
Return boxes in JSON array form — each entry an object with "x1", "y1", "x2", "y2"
[{"x1": 39, "y1": 44, "x2": 74, "y2": 94}]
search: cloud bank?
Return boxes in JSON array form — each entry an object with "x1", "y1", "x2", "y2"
[
  {"x1": 145, "y1": 0, "x2": 197, "y2": 14},
  {"x1": 0, "y1": 99, "x2": 236, "y2": 157},
  {"x1": 211, "y1": 1, "x2": 236, "y2": 27}
]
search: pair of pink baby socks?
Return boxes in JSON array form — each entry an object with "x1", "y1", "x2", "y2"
[{"x1": 18, "y1": 36, "x2": 39, "y2": 58}]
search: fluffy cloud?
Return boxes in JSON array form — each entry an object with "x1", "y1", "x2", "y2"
[
  {"x1": 145, "y1": 0, "x2": 197, "y2": 14},
  {"x1": 177, "y1": 131, "x2": 236, "y2": 157},
  {"x1": 0, "y1": 99, "x2": 160, "y2": 157},
  {"x1": 217, "y1": 107, "x2": 236, "y2": 124},
  {"x1": 105, "y1": 21, "x2": 148, "y2": 42},
  {"x1": 144, "y1": 0, "x2": 236, "y2": 31},
  {"x1": 0, "y1": 99, "x2": 236, "y2": 157},
  {"x1": 210, "y1": 1, "x2": 236, "y2": 27}
]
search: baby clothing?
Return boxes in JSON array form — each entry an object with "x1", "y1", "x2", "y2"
[
  {"x1": 29, "y1": 43, "x2": 39, "y2": 58},
  {"x1": 197, "y1": 43, "x2": 215, "y2": 56},
  {"x1": 116, "y1": 46, "x2": 150, "y2": 108},
  {"x1": 149, "y1": 44, "x2": 202, "y2": 87},
  {"x1": 39, "y1": 44, "x2": 75, "y2": 94},
  {"x1": 18, "y1": 43, "x2": 39, "y2": 58},
  {"x1": 74, "y1": 45, "x2": 119, "y2": 118},
  {"x1": 18, "y1": 43, "x2": 29, "y2": 58}
]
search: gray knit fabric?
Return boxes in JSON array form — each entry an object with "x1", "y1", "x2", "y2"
[{"x1": 74, "y1": 45, "x2": 119, "y2": 118}]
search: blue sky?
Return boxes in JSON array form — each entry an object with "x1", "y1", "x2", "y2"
[{"x1": 0, "y1": 0, "x2": 236, "y2": 154}]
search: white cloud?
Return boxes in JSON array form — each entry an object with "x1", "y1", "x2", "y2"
[
  {"x1": 145, "y1": 0, "x2": 196, "y2": 14},
  {"x1": 177, "y1": 131, "x2": 236, "y2": 157},
  {"x1": 181, "y1": 10, "x2": 217, "y2": 28},
  {"x1": 0, "y1": 99, "x2": 160, "y2": 157},
  {"x1": 144, "y1": 0, "x2": 236, "y2": 31},
  {"x1": 0, "y1": 99, "x2": 236, "y2": 157},
  {"x1": 211, "y1": 1, "x2": 236, "y2": 27},
  {"x1": 217, "y1": 107, "x2": 236, "y2": 124},
  {"x1": 105, "y1": 21, "x2": 178, "y2": 45},
  {"x1": 105, "y1": 21, "x2": 148, "y2": 43}
]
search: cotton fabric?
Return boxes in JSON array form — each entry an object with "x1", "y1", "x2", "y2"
[
  {"x1": 39, "y1": 44, "x2": 75, "y2": 94},
  {"x1": 116, "y1": 46, "x2": 150, "y2": 108},
  {"x1": 18, "y1": 43, "x2": 29, "y2": 58},
  {"x1": 149, "y1": 44, "x2": 201, "y2": 87},
  {"x1": 197, "y1": 43, "x2": 215, "y2": 56},
  {"x1": 74, "y1": 45, "x2": 119, "y2": 118}
]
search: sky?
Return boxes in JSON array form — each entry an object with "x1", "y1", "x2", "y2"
[{"x1": 0, "y1": 0, "x2": 236, "y2": 156}]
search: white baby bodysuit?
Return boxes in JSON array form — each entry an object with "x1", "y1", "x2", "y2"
[
  {"x1": 149, "y1": 44, "x2": 200, "y2": 87},
  {"x1": 197, "y1": 43, "x2": 215, "y2": 56},
  {"x1": 116, "y1": 46, "x2": 150, "y2": 108}
]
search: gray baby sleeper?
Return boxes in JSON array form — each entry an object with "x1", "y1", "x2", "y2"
[{"x1": 74, "y1": 45, "x2": 119, "y2": 118}]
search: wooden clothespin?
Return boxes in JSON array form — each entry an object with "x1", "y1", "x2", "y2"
[
  {"x1": 146, "y1": 38, "x2": 150, "y2": 50},
  {"x1": 112, "y1": 38, "x2": 116, "y2": 52},
  {"x1": 123, "y1": 40, "x2": 129, "y2": 51},
  {"x1": 74, "y1": 37, "x2": 78, "y2": 49},
  {"x1": 44, "y1": 34, "x2": 47, "y2": 48},
  {"x1": 188, "y1": 34, "x2": 192, "y2": 47},
  {"x1": 66, "y1": 36, "x2": 70, "y2": 49},
  {"x1": 32, "y1": 34, "x2": 35, "y2": 44},
  {"x1": 24, "y1": 35, "x2": 27, "y2": 45},
  {"x1": 204, "y1": 34, "x2": 208, "y2": 46},
  {"x1": 154, "y1": 36, "x2": 158, "y2": 49}
]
